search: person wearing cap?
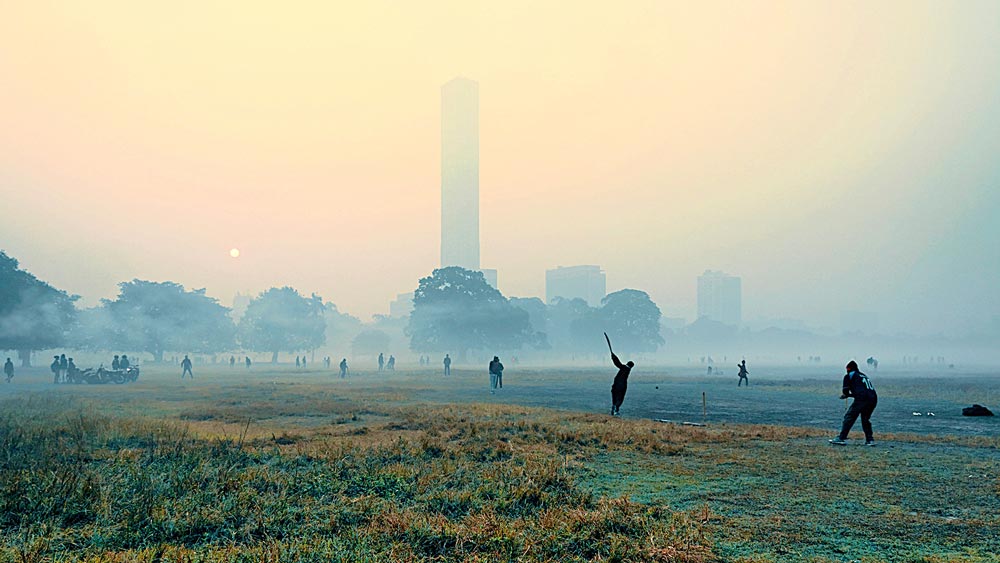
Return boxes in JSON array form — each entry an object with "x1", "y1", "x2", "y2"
[{"x1": 829, "y1": 360, "x2": 878, "y2": 446}]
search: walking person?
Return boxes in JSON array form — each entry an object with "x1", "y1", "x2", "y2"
[
  {"x1": 245, "y1": 356, "x2": 252, "y2": 369},
  {"x1": 387, "y1": 355, "x2": 395, "y2": 371},
  {"x1": 737, "y1": 360, "x2": 749, "y2": 387},
  {"x1": 181, "y1": 355, "x2": 194, "y2": 379},
  {"x1": 829, "y1": 360, "x2": 878, "y2": 446},
  {"x1": 4, "y1": 358, "x2": 14, "y2": 383},
  {"x1": 339, "y1": 358, "x2": 348, "y2": 378}
]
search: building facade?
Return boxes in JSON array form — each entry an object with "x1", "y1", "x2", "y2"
[
  {"x1": 546, "y1": 265, "x2": 606, "y2": 307},
  {"x1": 697, "y1": 270, "x2": 742, "y2": 326},
  {"x1": 440, "y1": 77, "x2": 480, "y2": 270}
]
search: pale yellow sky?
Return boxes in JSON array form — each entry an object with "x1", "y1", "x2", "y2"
[{"x1": 1, "y1": 1, "x2": 998, "y2": 334}]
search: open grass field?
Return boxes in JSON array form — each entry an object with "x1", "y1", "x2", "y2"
[{"x1": 1, "y1": 363, "x2": 998, "y2": 562}]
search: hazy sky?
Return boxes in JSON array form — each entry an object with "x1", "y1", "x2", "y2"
[{"x1": 2, "y1": 1, "x2": 998, "y2": 335}]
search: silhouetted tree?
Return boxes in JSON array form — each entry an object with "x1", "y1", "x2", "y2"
[
  {"x1": 325, "y1": 302, "x2": 363, "y2": 353},
  {"x1": 352, "y1": 329, "x2": 391, "y2": 357},
  {"x1": 597, "y1": 289, "x2": 664, "y2": 354},
  {"x1": 406, "y1": 267, "x2": 541, "y2": 360},
  {"x1": 510, "y1": 297, "x2": 551, "y2": 350},
  {"x1": 95, "y1": 280, "x2": 235, "y2": 362},
  {"x1": 0, "y1": 251, "x2": 77, "y2": 366},
  {"x1": 239, "y1": 287, "x2": 326, "y2": 363},
  {"x1": 546, "y1": 297, "x2": 597, "y2": 355}
]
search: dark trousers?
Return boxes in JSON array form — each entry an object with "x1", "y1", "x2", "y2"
[
  {"x1": 444, "y1": 365, "x2": 451, "y2": 376},
  {"x1": 738, "y1": 375, "x2": 748, "y2": 386},
  {"x1": 611, "y1": 387, "x2": 627, "y2": 412},
  {"x1": 182, "y1": 367, "x2": 193, "y2": 378},
  {"x1": 840, "y1": 396, "x2": 877, "y2": 441}
]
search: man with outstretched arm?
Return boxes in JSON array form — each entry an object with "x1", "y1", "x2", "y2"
[
  {"x1": 610, "y1": 352, "x2": 634, "y2": 416},
  {"x1": 829, "y1": 360, "x2": 878, "y2": 446}
]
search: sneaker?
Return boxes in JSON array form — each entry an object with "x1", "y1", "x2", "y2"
[
  {"x1": 828, "y1": 437, "x2": 848, "y2": 445},
  {"x1": 865, "y1": 440, "x2": 876, "y2": 447}
]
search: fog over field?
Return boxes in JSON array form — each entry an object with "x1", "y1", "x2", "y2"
[{"x1": 2, "y1": 3, "x2": 999, "y2": 562}]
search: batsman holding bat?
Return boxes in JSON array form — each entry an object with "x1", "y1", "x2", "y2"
[{"x1": 605, "y1": 332, "x2": 634, "y2": 416}]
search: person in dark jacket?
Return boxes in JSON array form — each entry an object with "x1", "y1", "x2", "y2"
[
  {"x1": 610, "y1": 352, "x2": 634, "y2": 416},
  {"x1": 488, "y1": 356, "x2": 504, "y2": 393},
  {"x1": 737, "y1": 360, "x2": 749, "y2": 386},
  {"x1": 112, "y1": 355, "x2": 121, "y2": 370},
  {"x1": 4, "y1": 358, "x2": 14, "y2": 383},
  {"x1": 829, "y1": 360, "x2": 878, "y2": 446}
]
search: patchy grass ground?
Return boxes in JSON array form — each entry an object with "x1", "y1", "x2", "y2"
[{"x1": 1, "y1": 365, "x2": 997, "y2": 562}]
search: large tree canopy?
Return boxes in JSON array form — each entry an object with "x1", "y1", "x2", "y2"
[
  {"x1": 407, "y1": 267, "x2": 542, "y2": 359},
  {"x1": 238, "y1": 287, "x2": 326, "y2": 363},
  {"x1": 95, "y1": 280, "x2": 235, "y2": 362},
  {"x1": 597, "y1": 289, "x2": 664, "y2": 355},
  {"x1": 0, "y1": 251, "x2": 77, "y2": 366}
]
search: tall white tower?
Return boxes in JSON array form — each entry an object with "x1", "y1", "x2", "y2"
[{"x1": 440, "y1": 77, "x2": 480, "y2": 270}]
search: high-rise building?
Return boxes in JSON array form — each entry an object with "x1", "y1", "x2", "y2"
[
  {"x1": 480, "y1": 268, "x2": 498, "y2": 289},
  {"x1": 231, "y1": 292, "x2": 252, "y2": 322},
  {"x1": 389, "y1": 292, "x2": 415, "y2": 318},
  {"x1": 697, "y1": 270, "x2": 742, "y2": 326},
  {"x1": 441, "y1": 76, "x2": 479, "y2": 270},
  {"x1": 546, "y1": 266, "x2": 606, "y2": 307}
]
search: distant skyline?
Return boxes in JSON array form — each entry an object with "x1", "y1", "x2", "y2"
[{"x1": 2, "y1": 2, "x2": 999, "y2": 336}]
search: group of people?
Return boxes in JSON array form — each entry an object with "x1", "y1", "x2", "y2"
[
  {"x1": 50, "y1": 354, "x2": 81, "y2": 383},
  {"x1": 377, "y1": 353, "x2": 396, "y2": 372},
  {"x1": 227, "y1": 356, "x2": 254, "y2": 369}
]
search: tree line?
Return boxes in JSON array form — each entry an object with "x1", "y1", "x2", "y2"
[{"x1": 1, "y1": 251, "x2": 664, "y2": 366}]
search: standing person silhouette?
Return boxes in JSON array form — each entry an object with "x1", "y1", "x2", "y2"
[
  {"x1": 245, "y1": 356, "x2": 252, "y2": 369},
  {"x1": 112, "y1": 355, "x2": 121, "y2": 370},
  {"x1": 339, "y1": 358, "x2": 348, "y2": 378},
  {"x1": 737, "y1": 360, "x2": 749, "y2": 387},
  {"x1": 830, "y1": 360, "x2": 878, "y2": 446},
  {"x1": 4, "y1": 357, "x2": 14, "y2": 383},
  {"x1": 181, "y1": 355, "x2": 194, "y2": 379},
  {"x1": 230, "y1": 355, "x2": 236, "y2": 368},
  {"x1": 605, "y1": 333, "x2": 633, "y2": 417},
  {"x1": 488, "y1": 356, "x2": 504, "y2": 394},
  {"x1": 377, "y1": 353, "x2": 385, "y2": 373},
  {"x1": 51, "y1": 356, "x2": 61, "y2": 384},
  {"x1": 443, "y1": 354, "x2": 451, "y2": 376}
]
